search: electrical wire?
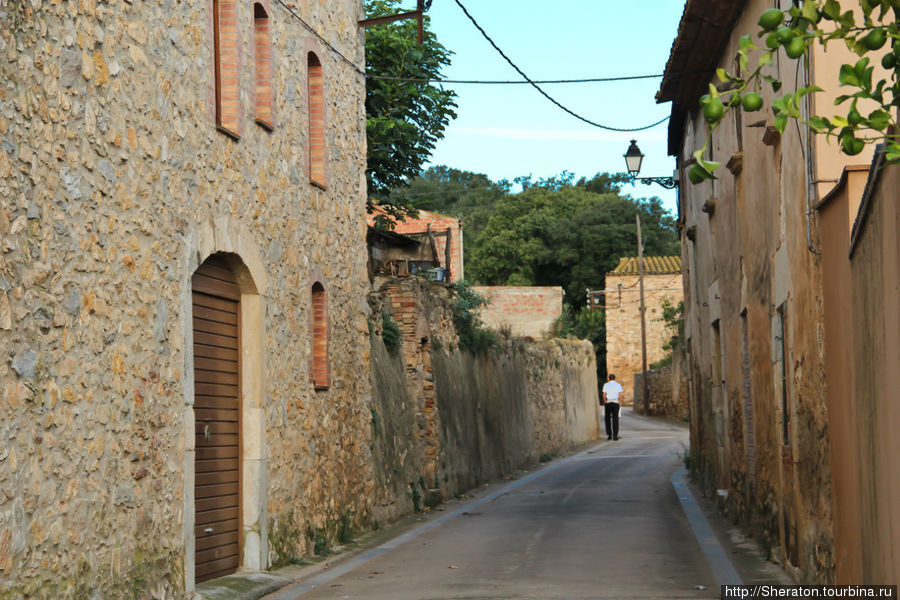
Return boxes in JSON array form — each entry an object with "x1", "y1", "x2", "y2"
[
  {"x1": 272, "y1": 0, "x2": 670, "y2": 131},
  {"x1": 451, "y1": 0, "x2": 669, "y2": 132},
  {"x1": 367, "y1": 73, "x2": 668, "y2": 84},
  {"x1": 272, "y1": 0, "x2": 366, "y2": 76}
]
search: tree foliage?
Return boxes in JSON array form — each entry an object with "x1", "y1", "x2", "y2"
[
  {"x1": 468, "y1": 186, "x2": 680, "y2": 308},
  {"x1": 691, "y1": 0, "x2": 900, "y2": 182},
  {"x1": 365, "y1": 0, "x2": 458, "y2": 224}
]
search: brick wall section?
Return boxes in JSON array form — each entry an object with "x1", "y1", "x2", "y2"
[
  {"x1": 311, "y1": 283, "x2": 329, "y2": 389},
  {"x1": 472, "y1": 286, "x2": 563, "y2": 339},
  {"x1": 604, "y1": 271, "x2": 683, "y2": 405},
  {"x1": 253, "y1": 2, "x2": 274, "y2": 129},
  {"x1": 308, "y1": 52, "x2": 326, "y2": 187},
  {"x1": 367, "y1": 210, "x2": 463, "y2": 281},
  {"x1": 216, "y1": 0, "x2": 242, "y2": 137}
]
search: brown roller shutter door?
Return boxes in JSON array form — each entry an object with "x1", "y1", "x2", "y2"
[{"x1": 192, "y1": 256, "x2": 241, "y2": 583}]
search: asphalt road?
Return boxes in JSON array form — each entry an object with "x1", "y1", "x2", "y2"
[{"x1": 286, "y1": 410, "x2": 718, "y2": 599}]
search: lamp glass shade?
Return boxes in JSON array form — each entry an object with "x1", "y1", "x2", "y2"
[{"x1": 624, "y1": 139, "x2": 644, "y2": 176}]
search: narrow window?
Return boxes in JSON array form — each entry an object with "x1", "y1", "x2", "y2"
[
  {"x1": 253, "y1": 3, "x2": 274, "y2": 129},
  {"x1": 214, "y1": 0, "x2": 241, "y2": 137},
  {"x1": 307, "y1": 52, "x2": 326, "y2": 187},
  {"x1": 311, "y1": 282, "x2": 329, "y2": 389}
]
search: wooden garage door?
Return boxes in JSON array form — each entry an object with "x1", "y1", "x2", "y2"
[{"x1": 192, "y1": 256, "x2": 241, "y2": 583}]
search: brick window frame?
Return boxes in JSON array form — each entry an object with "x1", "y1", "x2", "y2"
[
  {"x1": 253, "y1": 1, "x2": 275, "y2": 130},
  {"x1": 211, "y1": 0, "x2": 242, "y2": 139},
  {"x1": 310, "y1": 280, "x2": 330, "y2": 390},
  {"x1": 305, "y1": 45, "x2": 329, "y2": 189}
]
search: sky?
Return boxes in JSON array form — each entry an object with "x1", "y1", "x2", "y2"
[{"x1": 417, "y1": 0, "x2": 686, "y2": 215}]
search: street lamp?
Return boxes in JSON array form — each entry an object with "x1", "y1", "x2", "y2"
[{"x1": 624, "y1": 140, "x2": 678, "y2": 189}]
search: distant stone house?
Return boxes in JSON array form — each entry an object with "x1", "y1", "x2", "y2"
[
  {"x1": 604, "y1": 256, "x2": 682, "y2": 405},
  {"x1": 1, "y1": 1, "x2": 374, "y2": 596},
  {"x1": 657, "y1": 0, "x2": 879, "y2": 582}
]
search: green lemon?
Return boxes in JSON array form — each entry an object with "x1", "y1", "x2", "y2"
[
  {"x1": 776, "y1": 27, "x2": 794, "y2": 45},
  {"x1": 841, "y1": 136, "x2": 865, "y2": 156},
  {"x1": 742, "y1": 92, "x2": 763, "y2": 112},
  {"x1": 727, "y1": 92, "x2": 742, "y2": 107},
  {"x1": 758, "y1": 8, "x2": 784, "y2": 32},
  {"x1": 688, "y1": 164, "x2": 707, "y2": 185},
  {"x1": 862, "y1": 28, "x2": 887, "y2": 51},
  {"x1": 765, "y1": 32, "x2": 781, "y2": 49},
  {"x1": 882, "y1": 52, "x2": 897, "y2": 69},
  {"x1": 785, "y1": 37, "x2": 806, "y2": 59},
  {"x1": 703, "y1": 97, "x2": 725, "y2": 124}
]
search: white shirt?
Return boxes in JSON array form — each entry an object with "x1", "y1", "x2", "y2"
[{"x1": 602, "y1": 380, "x2": 624, "y2": 403}]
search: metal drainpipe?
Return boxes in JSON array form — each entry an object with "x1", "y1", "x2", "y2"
[{"x1": 802, "y1": 51, "x2": 822, "y2": 256}]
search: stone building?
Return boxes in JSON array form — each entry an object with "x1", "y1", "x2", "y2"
[
  {"x1": 657, "y1": 0, "x2": 880, "y2": 582},
  {"x1": 604, "y1": 256, "x2": 682, "y2": 405},
  {"x1": 0, "y1": 0, "x2": 374, "y2": 596}
]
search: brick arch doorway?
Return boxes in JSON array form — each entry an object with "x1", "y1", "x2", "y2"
[{"x1": 192, "y1": 254, "x2": 242, "y2": 582}]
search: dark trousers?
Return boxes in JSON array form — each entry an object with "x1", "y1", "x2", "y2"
[{"x1": 604, "y1": 402, "x2": 620, "y2": 439}]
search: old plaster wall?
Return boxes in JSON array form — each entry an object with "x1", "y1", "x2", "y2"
[
  {"x1": 0, "y1": 0, "x2": 373, "y2": 596},
  {"x1": 674, "y1": 0, "x2": 837, "y2": 582}
]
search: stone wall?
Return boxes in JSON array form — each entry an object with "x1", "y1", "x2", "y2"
[
  {"x1": 605, "y1": 273, "x2": 682, "y2": 405},
  {"x1": 472, "y1": 286, "x2": 563, "y2": 340},
  {"x1": 368, "y1": 277, "x2": 601, "y2": 513},
  {"x1": 0, "y1": 0, "x2": 374, "y2": 596},
  {"x1": 633, "y1": 345, "x2": 689, "y2": 420}
]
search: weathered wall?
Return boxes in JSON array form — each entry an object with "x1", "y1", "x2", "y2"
[
  {"x1": 368, "y1": 278, "x2": 601, "y2": 513},
  {"x1": 633, "y1": 345, "x2": 689, "y2": 420},
  {"x1": 819, "y1": 161, "x2": 900, "y2": 584},
  {"x1": 472, "y1": 286, "x2": 563, "y2": 340},
  {"x1": 669, "y1": 0, "x2": 845, "y2": 582},
  {"x1": 605, "y1": 272, "x2": 682, "y2": 405},
  {"x1": 0, "y1": 0, "x2": 374, "y2": 596}
]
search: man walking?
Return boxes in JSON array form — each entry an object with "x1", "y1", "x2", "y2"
[{"x1": 601, "y1": 374, "x2": 624, "y2": 440}]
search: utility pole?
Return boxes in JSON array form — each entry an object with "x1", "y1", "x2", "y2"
[{"x1": 636, "y1": 215, "x2": 649, "y2": 414}]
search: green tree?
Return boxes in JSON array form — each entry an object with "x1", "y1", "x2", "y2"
[
  {"x1": 691, "y1": 0, "x2": 900, "y2": 182},
  {"x1": 390, "y1": 165, "x2": 511, "y2": 258},
  {"x1": 365, "y1": 0, "x2": 458, "y2": 225},
  {"x1": 468, "y1": 185, "x2": 680, "y2": 307}
]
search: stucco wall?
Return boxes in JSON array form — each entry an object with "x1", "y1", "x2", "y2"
[
  {"x1": 472, "y1": 286, "x2": 563, "y2": 340},
  {"x1": 605, "y1": 273, "x2": 682, "y2": 405},
  {"x1": 0, "y1": 1, "x2": 373, "y2": 596},
  {"x1": 819, "y1": 162, "x2": 900, "y2": 584}
]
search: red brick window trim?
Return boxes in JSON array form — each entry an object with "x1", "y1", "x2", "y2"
[
  {"x1": 311, "y1": 282, "x2": 329, "y2": 390},
  {"x1": 214, "y1": 0, "x2": 241, "y2": 139},
  {"x1": 253, "y1": 3, "x2": 274, "y2": 130},
  {"x1": 307, "y1": 52, "x2": 327, "y2": 188}
]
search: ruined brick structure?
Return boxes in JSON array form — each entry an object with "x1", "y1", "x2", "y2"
[
  {"x1": 367, "y1": 209, "x2": 463, "y2": 282},
  {"x1": 0, "y1": 0, "x2": 374, "y2": 595},
  {"x1": 604, "y1": 256, "x2": 682, "y2": 405}
]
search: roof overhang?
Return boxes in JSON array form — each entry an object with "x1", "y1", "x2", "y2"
[{"x1": 656, "y1": 0, "x2": 749, "y2": 156}]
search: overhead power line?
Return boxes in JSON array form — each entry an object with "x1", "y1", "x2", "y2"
[
  {"x1": 367, "y1": 73, "x2": 668, "y2": 84},
  {"x1": 272, "y1": 0, "x2": 669, "y2": 132},
  {"x1": 451, "y1": 0, "x2": 668, "y2": 132}
]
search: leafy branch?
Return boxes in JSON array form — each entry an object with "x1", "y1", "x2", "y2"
[{"x1": 690, "y1": 0, "x2": 900, "y2": 183}]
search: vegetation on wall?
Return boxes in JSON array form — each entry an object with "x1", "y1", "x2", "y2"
[
  {"x1": 450, "y1": 281, "x2": 498, "y2": 353},
  {"x1": 691, "y1": 0, "x2": 900, "y2": 183}
]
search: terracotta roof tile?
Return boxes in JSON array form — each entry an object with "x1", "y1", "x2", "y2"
[{"x1": 608, "y1": 256, "x2": 682, "y2": 275}]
